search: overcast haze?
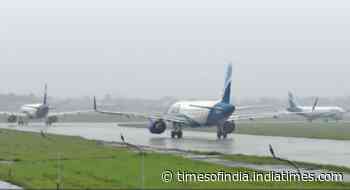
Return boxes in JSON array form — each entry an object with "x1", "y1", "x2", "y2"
[{"x1": 1, "y1": 0, "x2": 350, "y2": 100}]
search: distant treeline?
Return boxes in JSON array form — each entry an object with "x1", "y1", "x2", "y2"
[{"x1": 0, "y1": 93, "x2": 350, "y2": 112}]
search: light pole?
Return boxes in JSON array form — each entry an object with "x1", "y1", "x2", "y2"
[
  {"x1": 268, "y1": 144, "x2": 301, "y2": 176},
  {"x1": 120, "y1": 133, "x2": 145, "y2": 189}
]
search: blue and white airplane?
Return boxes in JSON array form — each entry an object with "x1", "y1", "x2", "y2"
[
  {"x1": 94, "y1": 64, "x2": 274, "y2": 139},
  {"x1": 0, "y1": 84, "x2": 91, "y2": 126}
]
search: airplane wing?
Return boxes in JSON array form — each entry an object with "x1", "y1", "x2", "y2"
[
  {"x1": 0, "y1": 112, "x2": 28, "y2": 123},
  {"x1": 48, "y1": 110, "x2": 94, "y2": 117},
  {"x1": 95, "y1": 109, "x2": 193, "y2": 124},
  {"x1": 96, "y1": 109, "x2": 279, "y2": 124},
  {"x1": 276, "y1": 110, "x2": 327, "y2": 117},
  {"x1": 294, "y1": 111, "x2": 337, "y2": 118},
  {"x1": 235, "y1": 105, "x2": 273, "y2": 111},
  {"x1": 0, "y1": 112, "x2": 27, "y2": 117},
  {"x1": 95, "y1": 109, "x2": 160, "y2": 119},
  {"x1": 257, "y1": 110, "x2": 339, "y2": 120}
]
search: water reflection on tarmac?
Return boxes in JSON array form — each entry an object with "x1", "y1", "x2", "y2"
[{"x1": 1, "y1": 123, "x2": 350, "y2": 168}]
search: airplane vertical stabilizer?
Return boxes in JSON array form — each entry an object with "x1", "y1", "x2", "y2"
[
  {"x1": 43, "y1": 84, "x2": 48, "y2": 105},
  {"x1": 221, "y1": 63, "x2": 232, "y2": 104},
  {"x1": 288, "y1": 91, "x2": 299, "y2": 109}
]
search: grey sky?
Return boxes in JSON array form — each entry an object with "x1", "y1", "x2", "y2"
[{"x1": 0, "y1": 0, "x2": 350, "y2": 100}]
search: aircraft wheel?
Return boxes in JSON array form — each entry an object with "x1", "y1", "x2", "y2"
[
  {"x1": 171, "y1": 131, "x2": 176, "y2": 138},
  {"x1": 217, "y1": 125, "x2": 224, "y2": 139},
  {"x1": 217, "y1": 131, "x2": 222, "y2": 139},
  {"x1": 177, "y1": 131, "x2": 183, "y2": 139},
  {"x1": 18, "y1": 120, "x2": 23, "y2": 126}
]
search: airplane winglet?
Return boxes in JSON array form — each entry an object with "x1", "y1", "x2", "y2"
[{"x1": 312, "y1": 97, "x2": 319, "y2": 112}]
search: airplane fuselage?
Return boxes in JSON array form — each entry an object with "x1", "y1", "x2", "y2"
[
  {"x1": 287, "y1": 106, "x2": 345, "y2": 121},
  {"x1": 167, "y1": 100, "x2": 235, "y2": 127},
  {"x1": 20, "y1": 103, "x2": 49, "y2": 119}
]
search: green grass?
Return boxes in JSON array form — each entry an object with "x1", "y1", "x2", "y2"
[
  {"x1": 186, "y1": 150, "x2": 350, "y2": 174},
  {"x1": 0, "y1": 129, "x2": 348, "y2": 189},
  {"x1": 220, "y1": 154, "x2": 350, "y2": 174}
]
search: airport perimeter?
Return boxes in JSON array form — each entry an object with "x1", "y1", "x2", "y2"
[{"x1": 0, "y1": 122, "x2": 349, "y2": 189}]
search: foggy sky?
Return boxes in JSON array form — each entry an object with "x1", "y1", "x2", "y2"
[{"x1": 1, "y1": 0, "x2": 350, "y2": 100}]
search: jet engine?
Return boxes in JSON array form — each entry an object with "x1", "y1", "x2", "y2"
[
  {"x1": 46, "y1": 115, "x2": 58, "y2": 125},
  {"x1": 7, "y1": 115, "x2": 17, "y2": 123},
  {"x1": 223, "y1": 121, "x2": 235, "y2": 134},
  {"x1": 149, "y1": 120, "x2": 166, "y2": 134}
]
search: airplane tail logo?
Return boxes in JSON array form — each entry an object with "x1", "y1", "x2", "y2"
[
  {"x1": 288, "y1": 91, "x2": 299, "y2": 109},
  {"x1": 221, "y1": 63, "x2": 232, "y2": 104},
  {"x1": 43, "y1": 84, "x2": 47, "y2": 105}
]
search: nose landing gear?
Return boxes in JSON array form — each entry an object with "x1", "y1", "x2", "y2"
[{"x1": 216, "y1": 125, "x2": 227, "y2": 139}]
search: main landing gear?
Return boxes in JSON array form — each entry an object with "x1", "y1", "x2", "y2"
[
  {"x1": 45, "y1": 120, "x2": 52, "y2": 126},
  {"x1": 171, "y1": 123, "x2": 183, "y2": 139},
  {"x1": 216, "y1": 125, "x2": 227, "y2": 139},
  {"x1": 17, "y1": 118, "x2": 28, "y2": 126}
]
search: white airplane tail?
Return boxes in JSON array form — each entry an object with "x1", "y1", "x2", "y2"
[
  {"x1": 43, "y1": 84, "x2": 48, "y2": 105},
  {"x1": 288, "y1": 91, "x2": 300, "y2": 109}
]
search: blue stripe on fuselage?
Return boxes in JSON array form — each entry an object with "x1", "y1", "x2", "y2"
[
  {"x1": 36, "y1": 106, "x2": 49, "y2": 118},
  {"x1": 206, "y1": 102, "x2": 235, "y2": 126}
]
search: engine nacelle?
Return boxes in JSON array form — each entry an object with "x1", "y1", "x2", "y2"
[
  {"x1": 223, "y1": 121, "x2": 236, "y2": 134},
  {"x1": 46, "y1": 116, "x2": 58, "y2": 125},
  {"x1": 7, "y1": 115, "x2": 17, "y2": 123},
  {"x1": 149, "y1": 120, "x2": 167, "y2": 134}
]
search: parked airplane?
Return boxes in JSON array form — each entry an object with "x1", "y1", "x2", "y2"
[
  {"x1": 0, "y1": 84, "x2": 90, "y2": 126},
  {"x1": 93, "y1": 64, "x2": 275, "y2": 139},
  {"x1": 286, "y1": 92, "x2": 346, "y2": 122}
]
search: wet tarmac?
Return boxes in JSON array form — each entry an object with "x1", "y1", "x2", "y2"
[{"x1": 0, "y1": 122, "x2": 350, "y2": 168}]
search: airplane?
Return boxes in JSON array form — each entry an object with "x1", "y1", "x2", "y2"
[
  {"x1": 285, "y1": 91, "x2": 346, "y2": 122},
  {"x1": 93, "y1": 64, "x2": 275, "y2": 139},
  {"x1": 0, "y1": 84, "x2": 91, "y2": 126}
]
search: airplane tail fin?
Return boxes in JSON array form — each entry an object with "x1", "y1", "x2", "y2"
[
  {"x1": 93, "y1": 96, "x2": 97, "y2": 111},
  {"x1": 43, "y1": 84, "x2": 48, "y2": 105},
  {"x1": 221, "y1": 63, "x2": 232, "y2": 104},
  {"x1": 288, "y1": 91, "x2": 299, "y2": 109}
]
